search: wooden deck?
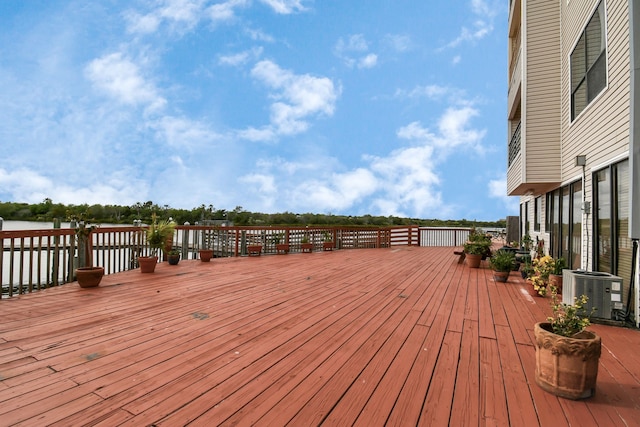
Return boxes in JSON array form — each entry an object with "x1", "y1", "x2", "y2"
[{"x1": 1, "y1": 246, "x2": 639, "y2": 426}]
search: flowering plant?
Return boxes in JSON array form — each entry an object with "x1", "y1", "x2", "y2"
[
  {"x1": 547, "y1": 286, "x2": 595, "y2": 337},
  {"x1": 530, "y1": 255, "x2": 554, "y2": 296}
]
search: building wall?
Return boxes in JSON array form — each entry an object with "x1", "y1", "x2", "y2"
[{"x1": 524, "y1": 0, "x2": 562, "y2": 183}]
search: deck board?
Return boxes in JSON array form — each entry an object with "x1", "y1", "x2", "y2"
[{"x1": 1, "y1": 246, "x2": 639, "y2": 426}]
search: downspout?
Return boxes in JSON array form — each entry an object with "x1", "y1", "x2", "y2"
[{"x1": 628, "y1": 0, "x2": 640, "y2": 327}]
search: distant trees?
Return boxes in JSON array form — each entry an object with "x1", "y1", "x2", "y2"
[{"x1": 0, "y1": 200, "x2": 506, "y2": 228}]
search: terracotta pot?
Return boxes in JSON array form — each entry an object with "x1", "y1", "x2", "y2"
[
  {"x1": 139, "y1": 256, "x2": 158, "y2": 273},
  {"x1": 199, "y1": 249, "x2": 214, "y2": 262},
  {"x1": 493, "y1": 271, "x2": 509, "y2": 283},
  {"x1": 549, "y1": 274, "x2": 563, "y2": 294},
  {"x1": 301, "y1": 242, "x2": 313, "y2": 253},
  {"x1": 247, "y1": 245, "x2": 263, "y2": 256},
  {"x1": 534, "y1": 322, "x2": 601, "y2": 399},
  {"x1": 465, "y1": 253, "x2": 482, "y2": 268},
  {"x1": 275, "y1": 243, "x2": 290, "y2": 254},
  {"x1": 322, "y1": 241, "x2": 334, "y2": 251},
  {"x1": 76, "y1": 266, "x2": 104, "y2": 288}
]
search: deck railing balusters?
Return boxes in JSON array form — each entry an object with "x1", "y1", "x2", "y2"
[{"x1": 1, "y1": 225, "x2": 478, "y2": 298}]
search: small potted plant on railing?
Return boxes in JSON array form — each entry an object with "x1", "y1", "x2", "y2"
[
  {"x1": 488, "y1": 249, "x2": 515, "y2": 282},
  {"x1": 140, "y1": 213, "x2": 175, "y2": 273},
  {"x1": 73, "y1": 219, "x2": 104, "y2": 288},
  {"x1": 534, "y1": 286, "x2": 600, "y2": 399}
]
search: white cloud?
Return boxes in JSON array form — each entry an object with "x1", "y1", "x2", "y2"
[
  {"x1": 440, "y1": 0, "x2": 501, "y2": 50},
  {"x1": 207, "y1": 0, "x2": 250, "y2": 22},
  {"x1": 259, "y1": 0, "x2": 308, "y2": 14},
  {"x1": 0, "y1": 167, "x2": 147, "y2": 206},
  {"x1": 218, "y1": 47, "x2": 263, "y2": 66},
  {"x1": 244, "y1": 60, "x2": 340, "y2": 139},
  {"x1": 85, "y1": 52, "x2": 166, "y2": 112},
  {"x1": 395, "y1": 84, "x2": 453, "y2": 101},
  {"x1": 397, "y1": 105, "x2": 485, "y2": 153},
  {"x1": 150, "y1": 116, "x2": 221, "y2": 149},
  {"x1": 335, "y1": 34, "x2": 379, "y2": 69},
  {"x1": 489, "y1": 175, "x2": 520, "y2": 214},
  {"x1": 336, "y1": 34, "x2": 369, "y2": 53},
  {"x1": 358, "y1": 54, "x2": 378, "y2": 69}
]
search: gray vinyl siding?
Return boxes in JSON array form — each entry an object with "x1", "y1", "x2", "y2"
[
  {"x1": 561, "y1": 0, "x2": 630, "y2": 179},
  {"x1": 524, "y1": 0, "x2": 561, "y2": 183}
]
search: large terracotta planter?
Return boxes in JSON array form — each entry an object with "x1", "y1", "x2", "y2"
[
  {"x1": 139, "y1": 256, "x2": 158, "y2": 273},
  {"x1": 76, "y1": 266, "x2": 104, "y2": 288},
  {"x1": 199, "y1": 249, "x2": 214, "y2": 262},
  {"x1": 534, "y1": 322, "x2": 601, "y2": 400},
  {"x1": 465, "y1": 253, "x2": 482, "y2": 268},
  {"x1": 322, "y1": 241, "x2": 334, "y2": 251},
  {"x1": 300, "y1": 243, "x2": 313, "y2": 253}
]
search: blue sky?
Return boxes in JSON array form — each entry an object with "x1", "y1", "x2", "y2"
[{"x1": 0, "y1": 0, "x2": 517, "y2": 221}]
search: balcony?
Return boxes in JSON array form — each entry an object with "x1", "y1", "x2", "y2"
[{"x1": 508, "y1": 121, "x2": 521, "y2": 167}]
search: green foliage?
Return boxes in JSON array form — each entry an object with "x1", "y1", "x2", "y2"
[
  {"x1": 0, "y1": 200, "x2": 507, "y2": 227},
  {"x1": 489, "y1": 250, "x2": 515, "y2": 272},
  {"x1": 547, "y1": 287, "x2": 595, "y2": 337},
  {"x1": 146, "y1": 213, "x2": 176, "y2": 256},
  {"x1": 551, "y1": 257, "x2": 566, "y2": 275},
  {"x1": 464, "y1": 227, "x2": 492, "y2": 255}
]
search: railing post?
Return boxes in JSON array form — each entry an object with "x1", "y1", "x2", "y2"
[
  {"x1": 182, "y1": 222, "x2": 190, "y2": 259},
  {"x1": 52, "y1": 219, "x2": 61, "y2": 286}
]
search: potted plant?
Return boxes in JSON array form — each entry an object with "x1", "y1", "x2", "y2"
[
  {"x1": 300, "y1": 235, "x2": 313, "y2": 253},
  {"x1": 273, "y1": 233, "x2": 289, "y2": 254},
  {"x1": 549, "y1": 257, "x2": 566, "y2": 293},
  {"x1": 463, "y1": 229, "x2": 491, "y2": 268},
  {"x1": 198, "y1": 227, "x2": 215, "y2": 262},
  {"x1": 534, "y1": 287, "x2": 600, "y2": 399},
  {"x1": 520, "y1": 258, "x2": 534, "y2": 280},
  {"x1": 167, "y1": 248, "x2": 181, "y2": 265},
  {"x1": 530, "y1": 255, "x2": 553, "y2": 296},
  {"x1": 140, "y1": 213, "x2": 175, "y2": 273},
  {"x1": 322, "y1": 231, "x2": 334, "y2": 251},
  {"x1": 73, "y1": 219, "x2": 104, "y2": 288},
  {"x1": 488, "y1": 250, "x2": 515, "y2": 282}
]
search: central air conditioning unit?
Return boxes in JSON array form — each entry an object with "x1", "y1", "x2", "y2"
[{"x1": 562, "y1": 270, "x2": 624, "y2": 320}]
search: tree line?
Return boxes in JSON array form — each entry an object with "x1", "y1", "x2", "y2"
[{"x1": 0, "y1": 199, "x2": 505, "y2": 228}]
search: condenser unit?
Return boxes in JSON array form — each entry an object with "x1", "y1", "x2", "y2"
[{"x1": 562, "y1": 270, "x2": 624, "y2": 320}]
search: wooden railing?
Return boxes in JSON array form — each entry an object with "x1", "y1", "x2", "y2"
[{"x1": 1, "y1": 225, "x2": 470, "y2": 298}]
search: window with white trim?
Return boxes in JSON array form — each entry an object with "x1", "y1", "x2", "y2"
[{"x1": 570, "y1": 1, "x2": 606, "y2": 121}]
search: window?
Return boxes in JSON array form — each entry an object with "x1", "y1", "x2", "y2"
[
  {"x1": 594, "y1": 159, "x2": 631, "y2": 280},
  {"x1": 548, "y1": 181, "x2": 582, "y2": 268},
  {"x1": 594, "y1": 159, "x2": 632, "y2": 316},
  {"x1": 534, "y1": 197, "x2": 541, "y2": 231},
  {"x1": 570, "y1": 1, "x2": 607, "y2": 121},
  {"x1": 521, "y1": 201, "x2": 530, "y2": 237}
]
